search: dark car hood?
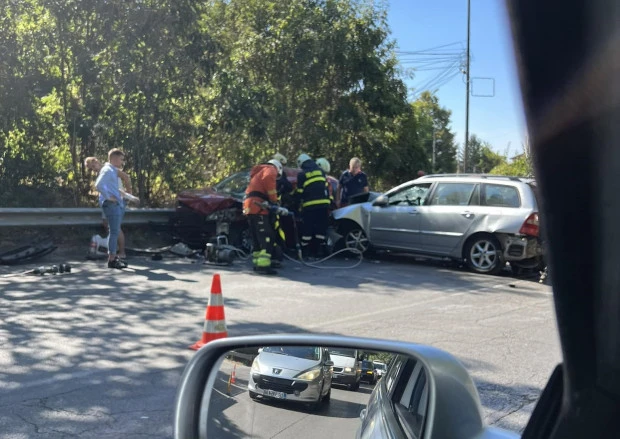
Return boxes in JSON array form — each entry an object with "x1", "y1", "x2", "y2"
[
  {"x1": 176, "y1": 188, "x2": 241, "y2": 216},
  {"x1": 176, "y1": 166, "x2": 329, "y2": 217}
]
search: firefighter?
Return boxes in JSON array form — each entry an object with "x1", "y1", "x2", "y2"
[
  {"x1": 243, "y1": 159, "x2": 287, "y2": 274},
  {"x1": 273, "y1": 153, "x2": 294, "y2": 204},
  {"x1": 296, "y1": 153, "x2": 331, "y2": 258},
  {"x1": 316, "y1": 157, "x2": 335, "y2": 208},
  {"x1": 270, "y1": 155, "x2": 292, "y2": 265}
]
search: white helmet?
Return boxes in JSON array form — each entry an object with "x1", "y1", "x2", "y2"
[
  {"x1": 267, "y1": 159, "x2": 283, "y2": 176},
  {"x1": 273, "y1": 153, "x2": 287, "y2": 166},
  {"x1": 316, "y1": 157, "x2": 331, "y2": 174},
  {"x1": 297, "y1": 153, "x2": 312, "y2": 168}
]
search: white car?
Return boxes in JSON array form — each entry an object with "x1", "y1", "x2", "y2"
[
  {"x1": 248, "y1": 346, "x2": 333, "y2": 410},
  {"x1": 373, "y1": 361, "x2": 387, "y2": 379}
]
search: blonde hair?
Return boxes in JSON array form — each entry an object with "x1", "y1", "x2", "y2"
[
  {"x1": 84, "y1": 156, "x2": 100, "y2": 170},
  {"x1": 349, "y1": 157, "x2": 362, "y2": 169}
]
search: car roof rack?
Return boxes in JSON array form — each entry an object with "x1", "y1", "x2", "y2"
[{"x1": 417, "y1": 173, "x2": 530, "y2": 182}]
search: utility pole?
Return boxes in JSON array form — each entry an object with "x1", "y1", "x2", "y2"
[
  {"x1": 464, "y1": 0, "x2": 471, "y2": 173},
  {"x1": 432, "y1": 127, "x2": 436, "y2": 173}
]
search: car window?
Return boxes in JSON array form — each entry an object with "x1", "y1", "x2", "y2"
[
  {"x1": 328, "y1": 348, "x2": 356, "y2": 357},
  {"x1": 213, "y1": 171, "x2": 251, "y2": 195},
  {"x1": 482, "y1": 184, "x2": 521, "y2": 208},
  {"x1": 394, "y1": 361, "x2": 428, "y2": 439},
  {"x1": 429, "y1": 183, "x2": 477, "y2": 206},
  {"x1": 385, "y1": 355, "x2": 408, "y2": 393},
  {"x1": 388, "y1": 183, "x2": 432, "y2": 206},
  {"x1": 262, "y1": 346, "x2": 321, "y2": 360}
]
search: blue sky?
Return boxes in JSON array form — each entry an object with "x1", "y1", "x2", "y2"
[{"x1": 386, "y1": 0, "x2": 526, "y2": 156}]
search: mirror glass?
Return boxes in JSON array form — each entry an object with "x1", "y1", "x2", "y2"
[{"x1": 206, "y1": 346, "x2": 429, "y2": 438}]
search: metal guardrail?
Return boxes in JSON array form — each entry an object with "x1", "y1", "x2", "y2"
[{"x1": 0, "y1": 208, "x2": 174, "y2": 227}]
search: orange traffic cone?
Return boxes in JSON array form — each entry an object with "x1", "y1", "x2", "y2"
[
  {"x1": 190, "y1": 274, "x2": 228, "y2": 350},
  {"x1": 230, "y1": 364, "x2": 237, "y2": 384}
]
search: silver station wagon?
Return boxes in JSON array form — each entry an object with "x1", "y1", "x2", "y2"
[{"x1": 332, "y1": 174, "x2": 543, "y2": 274}]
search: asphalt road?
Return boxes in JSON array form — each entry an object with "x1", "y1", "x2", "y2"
[
  {"x1": 208, "y1": 359, "x2": 374, "y2": 438},
  {"x1": 0, "y1": 252, "x2": 559, "y2": 438}
]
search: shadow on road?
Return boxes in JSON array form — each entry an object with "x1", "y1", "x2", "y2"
[{"x1": 0, "y1": 266, "x2": 316, "y2": 438}]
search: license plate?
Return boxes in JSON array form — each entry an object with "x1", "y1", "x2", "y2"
[
  {"x1": 332, "y1": 374, "x2": 341, "y2": 379},
  {"x1": 264, "y1": 389, "x2": 286, "y2": 399}
]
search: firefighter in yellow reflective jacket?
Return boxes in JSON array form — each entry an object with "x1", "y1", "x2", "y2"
[{"x1": 295, "y1": 154, "x2": 331, "y2": 258}]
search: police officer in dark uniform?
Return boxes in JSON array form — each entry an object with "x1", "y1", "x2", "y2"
[{"x1": 295, "y1": 153, "x2": 331, "y2": 258}]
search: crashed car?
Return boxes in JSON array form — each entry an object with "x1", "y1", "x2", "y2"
[
  {"x1": 332, "y1": 174, "x2": 544, "y2": 274},
  {"x1": 173, "y1": 167, "x2": 338, "y2": 251}
]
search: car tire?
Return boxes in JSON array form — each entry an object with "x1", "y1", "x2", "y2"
[
  {"x1": 464, "y1": 234, "x2": 504, "y2": 275},
  {"x1": 340, "y1": 224, "x2": 370, "y2": 254}
]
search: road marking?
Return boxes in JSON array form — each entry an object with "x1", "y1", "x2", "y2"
[{"x1": 306, "y1": 290, "x2": 467, "y2": 330}]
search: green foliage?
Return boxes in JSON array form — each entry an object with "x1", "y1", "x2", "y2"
[
  {"x1": 0, "y1": 0, "x2": 459, "y2": 206},
  {"x1": 460, "y1": 134, "x2": 507, "y2": 174},
  {"x1": 412, "y1": 91, "x2": 458, "y2": 175},
  {"x1": 490, "y1": 154, "x2": 533, "y2": 177}
]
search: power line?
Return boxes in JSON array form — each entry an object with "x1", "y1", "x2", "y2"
[{"x1": 396, "y1": 41, "x2": 466, "y2": 97}]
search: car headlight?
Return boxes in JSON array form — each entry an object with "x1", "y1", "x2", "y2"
[
  {"x1": 296, "y1": 368, "x2": 322, "y2": 381},
  {"x1": 344, "y1": 367, "x2": 353, "y2": 373},
  {"x1": 251, "y1": 357, "x2": 261, "y2": 373}
]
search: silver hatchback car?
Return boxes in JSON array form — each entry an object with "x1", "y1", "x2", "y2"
[
  {"x1": 332, "y1": 174, "x2": 543, "y2": 274},
  {"x1": 248, "y1": 346, "x2": 334, "y2": 410}
]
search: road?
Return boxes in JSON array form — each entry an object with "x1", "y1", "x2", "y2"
[
  {"x1": 209, "y1": 359, "x2": 374, "y2": 438},
  {"x1": 0, "y1": 252, "x2": 559, "y2": 438}
]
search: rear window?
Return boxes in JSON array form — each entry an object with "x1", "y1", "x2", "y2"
[
  {"x1": 429, "y1": 183, "x2": 477, "y2": 206},
  {"x1": 482, "y1": 184, "x2": 521, "y2": 208}
]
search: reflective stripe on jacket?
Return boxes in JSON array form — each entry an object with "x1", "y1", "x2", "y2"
[
  {"x1": 296, "y1": 161, "x2": 331, "y2": 210},
  {"x1": 243, "y1": 164, "x2": 278, "y2": 215}
]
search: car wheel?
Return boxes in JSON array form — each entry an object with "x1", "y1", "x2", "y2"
[
  {"x1": 342, "y1": 226, "x2": 370, "y2": 254},
  {"x1": 464, "y1": 234, "x2": 504, "y2": 275}
]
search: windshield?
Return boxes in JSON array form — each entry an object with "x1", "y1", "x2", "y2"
[
  {"x1": 328, "y1": 348, "x2": 357, "y2": 358},
  {"x1": 374, "y1": 363, "x2": 386, "y2": 370},
  {"x1": 262, "y1": 346, "x2": 321, "y2": 361},
  {"x1": 213, "y1": 171, "x2": 251, "y2": 196}
]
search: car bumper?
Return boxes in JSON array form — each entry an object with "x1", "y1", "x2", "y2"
[
  {"x1": 249, "y1": 374, "x2": 323, "y2": 403},
  {"x1": 500, "y1": 235, "x2": 543, "y2": 261},
  {"x1": 361, "y1": 372, "x2": 375, "y2": 382},
  {"x1": 331, "y1": 373, "x2": 358, "y2": 385}
]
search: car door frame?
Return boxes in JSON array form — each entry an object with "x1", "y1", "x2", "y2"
[
  {"x1": 417, "y1": 182, "x2": 483, "y2": 256},
  {"x1": 368, "y1": 182, "x2": 434, "y2": 252}
]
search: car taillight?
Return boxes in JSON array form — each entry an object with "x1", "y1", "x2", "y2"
[{"x1": 520, "y1": 213, "x2": 539, "y2": 237}]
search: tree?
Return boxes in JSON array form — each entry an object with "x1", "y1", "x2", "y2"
[
  {"x1": 490, "y1": 137, "x2": 534, "y2": 177},
  {"x1": 0, "y1": 0, "x2": 428, "y2": 205},
  {"x1": 459, "y1": 134, "x2": 506, "y2": 173},
  {"x1": 411, "y1": 91, "x2": 457, "y2": 174}
]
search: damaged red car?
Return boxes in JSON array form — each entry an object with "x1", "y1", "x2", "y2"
[{"x1": 172, "y1": 167, "x2": 338, "y2": 251}]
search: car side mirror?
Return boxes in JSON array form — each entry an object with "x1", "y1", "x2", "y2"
[
  {"x1": 372, "y1": 195, "x2": 388, "y2": 207},
  {"x1": 174, "y1": 334, "x2": 518, "y2": 439}
]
